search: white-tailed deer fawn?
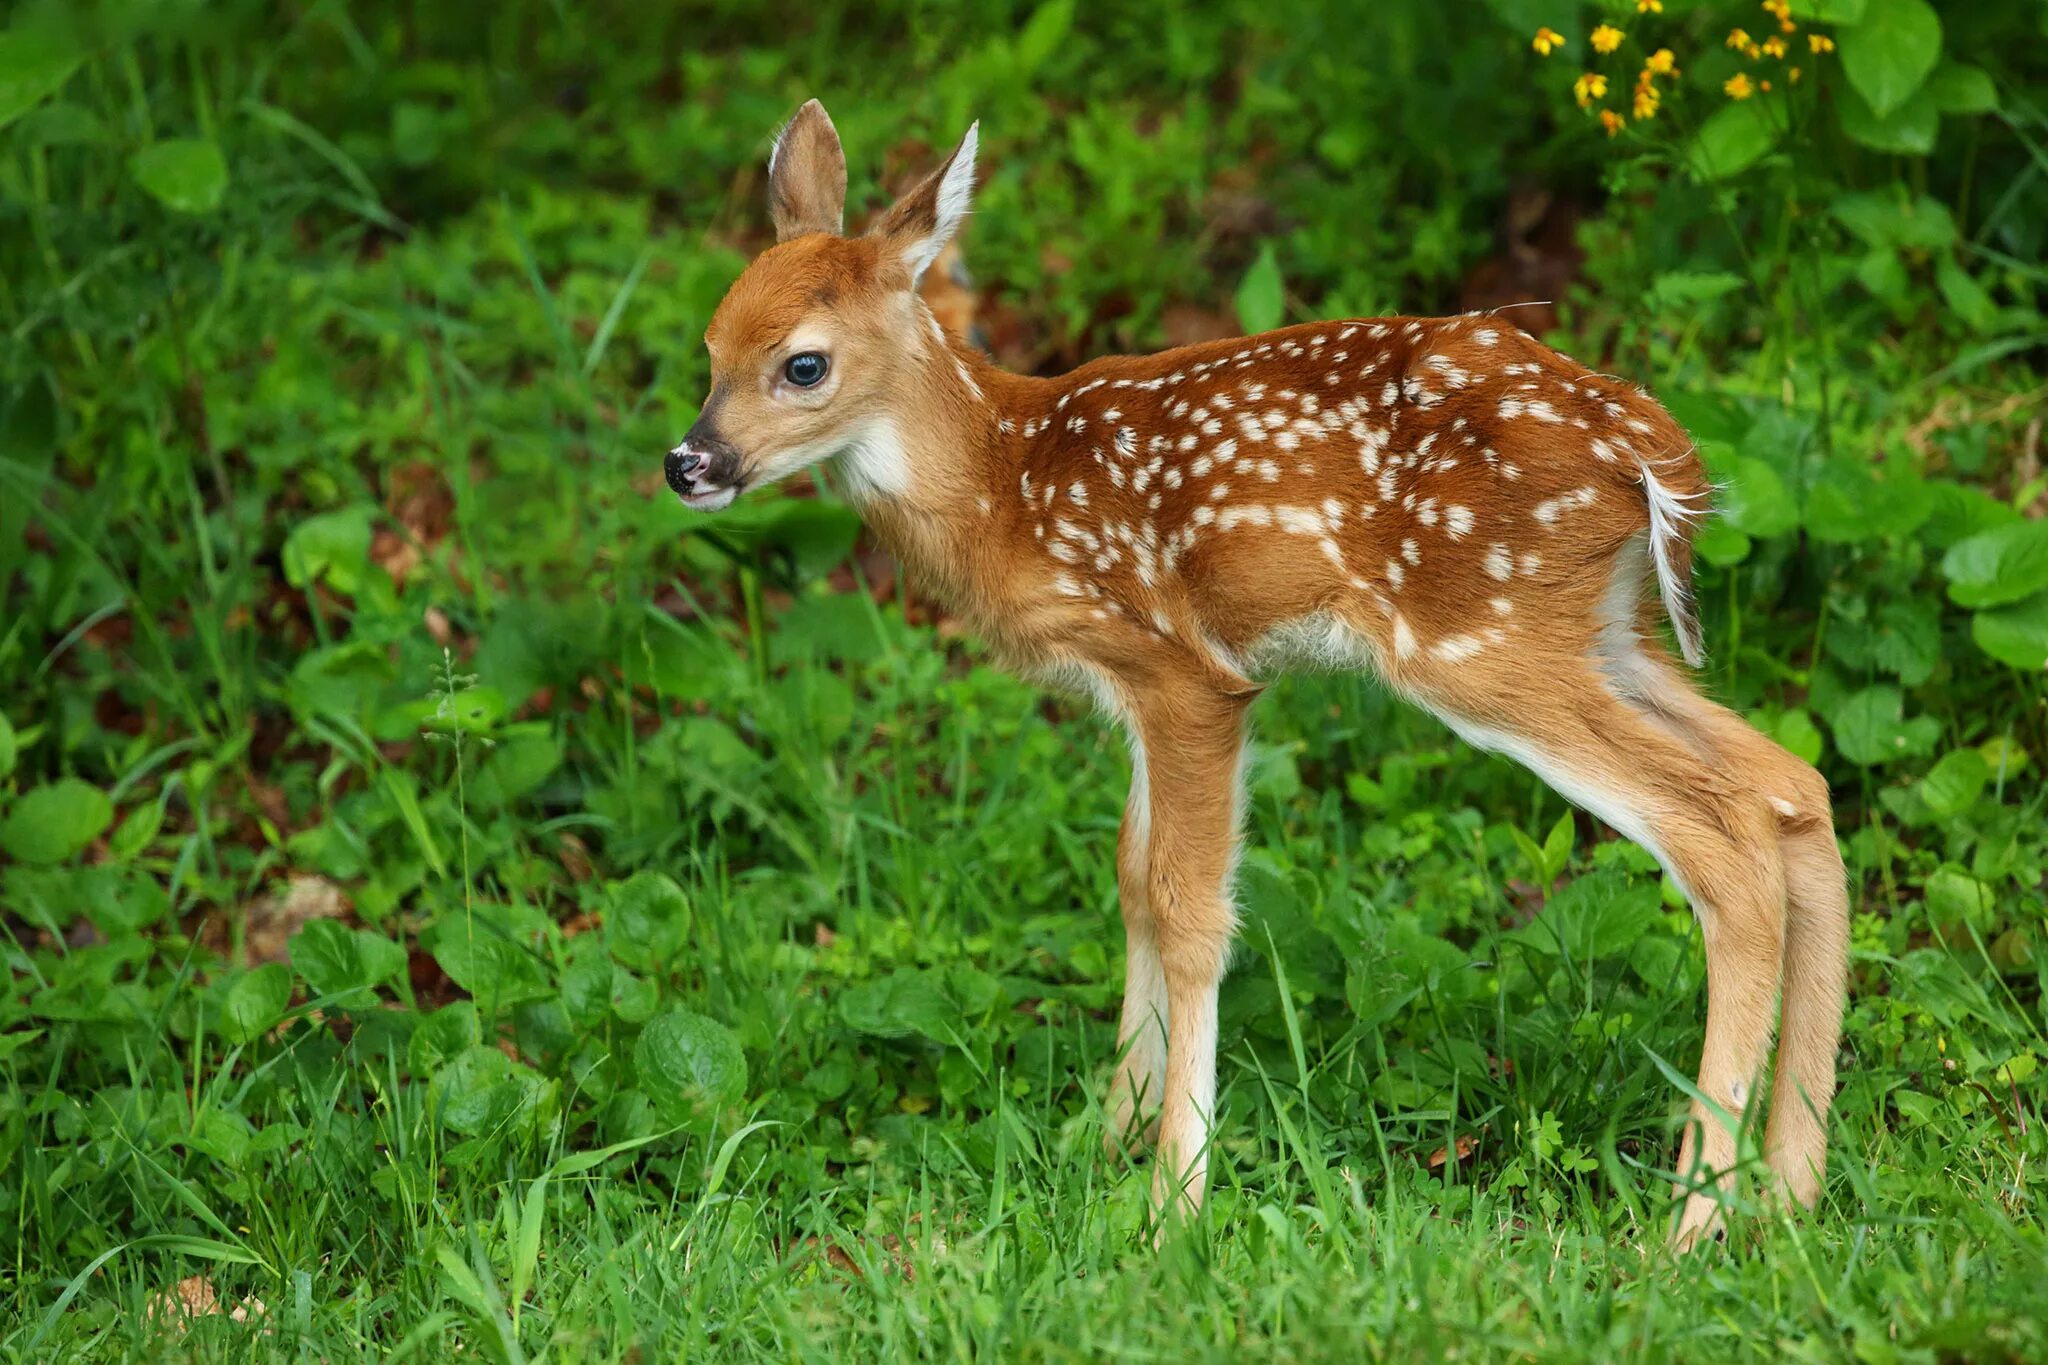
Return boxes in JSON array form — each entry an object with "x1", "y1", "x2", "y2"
[{"x1": 666, "y1": 102, "x2": 1849, "y2": 1248}]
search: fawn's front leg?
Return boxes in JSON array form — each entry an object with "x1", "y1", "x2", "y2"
[
  {"x1": 1107, "y1": 748, "x2": 1167, "y2": 1151},
  {"x1": 1127, "y1": 681, "x2": 1251, "y2": 1223}
]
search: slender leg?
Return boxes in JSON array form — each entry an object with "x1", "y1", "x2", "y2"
[
  {"x1": 1107, "y1": 736, "x2": 1167, "y2": 1151},
  {"x1": 1631, "y1": 656, "x2": 1847, "y2": 1208},
  {"x1": 1419, "y1": 661, "x2": 1785, "y2": 1250},
  {"x1": 1124, "y1": 682, "x2": 1250, "y2": 1223}
]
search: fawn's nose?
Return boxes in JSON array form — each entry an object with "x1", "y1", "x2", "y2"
[{"x1": 664, "y1": 445, "x2": 704, "y2": 493}]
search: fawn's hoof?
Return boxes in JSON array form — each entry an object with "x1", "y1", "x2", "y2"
[{"x1": 1670, "y1": 1193, "x2": 1727, "y2": 1253}]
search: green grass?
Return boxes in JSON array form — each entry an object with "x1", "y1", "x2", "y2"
[{"x1": 4, "y1": 0, "x2": 2047, "y2": 1359}]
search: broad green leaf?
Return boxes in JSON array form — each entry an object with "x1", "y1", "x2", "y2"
[
  {"x1": 223, "y1": 964, "x2": 293, "y2": 1044},
  {"x1": 1924, "y1": 866, "x2": 1993, "y2": 926},
  {"x1": 0, "y1": 714, "x2": 14, "y2": 781},
  {"x1": 1830, "y1": 192, "x2": 1956, "y2": 250},
  {"x1": 840, "y1": 967, "x2": 960, "y2": 1042},
  {"x1": 1942, "y1": 520, "x2": 2048, "y2": 608},
  {"x1": 0, "y1": 779, "x2": 113, "y2": 864},
  {"x1": 282, "y1": 505, "x2": 376, "y2": 593},
  {"x1": 292, "y1": 919, "x2": 407, "y2": 1004},
  {"x1": 1970, "y1": 589, "x2": 2048, "y2": 670},
  {"x1": 1836, "y1": 84, "x2": 1940, "y2": 156},
  {"x1": 1839, "y1": 0, "x2": 1942, "y2": 117},
  {"x1": 1827, "y1": 685, "x2": 1942, "y2": 765},
  {"x1": 635, "y1": 1010, "x2": 747, "y2": 1121},
  {"x1": 1925, "y1": 62, "x2": 1998, "y2": 114},
  {"x1": 428, "y1": 921, "x2": 552, "y2": 1006},
  {"x1": 409, "y1": 1002, "x2": 482, "y2": 1074},
  {"x1": 431, "y1": 1045, "x2": 550, "y2": 1136},
  {"x1": 1686, "y1": 99, "x2": 1781, "y2": 181},
  {"x1": 1235, "y1": 243, "x2": 1284, "y2": 336},
  {"x1": 129, "y1": 138, "x2": 230, "y2": 214},
  {"x1": 606, "y1": 872, "x2": 690, "y2": 972},
  {"x1": 0, "y1": 27, "x2": 82, "y2": 132},
  {"x1": 1770, "y1": 708, "x2": 1825, "y2": 765},
  {"x1": 1919, "y1": 749, "x2": 1988, "y2": 819},
  {"x1": 1718, "y1": 456, "x2": 1798, "y2": 538},
  {"x1": 1803, "y1": 466, "x2": 1928, "y2": 543}
]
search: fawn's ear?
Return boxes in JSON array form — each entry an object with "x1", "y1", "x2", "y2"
[
  {"x1": 867, "y1": 121, "x2": 977, "y2": 287},
  {"x1": 767, "y1": 99, "x2": 847, "y2": 242}
]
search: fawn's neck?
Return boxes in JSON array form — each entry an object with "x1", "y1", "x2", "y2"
[{"x1": 832, "y1": 311, "x2": 1045, "y2": 620}]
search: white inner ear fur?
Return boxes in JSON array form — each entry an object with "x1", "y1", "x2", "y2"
[{"x1": 903, "y1": 122, "x2": 978, "y2": 285}]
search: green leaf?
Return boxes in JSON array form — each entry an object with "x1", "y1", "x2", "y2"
[
  {"x1": 1942, "y1": 521, "x2": 2048, "y2": 608},
  {"x1": 1830, "y1": 192, "x2": 1956, "y2": 250},
  {"x1": 0, "y1": 27, "x2": 82, "y2": 132},
  {"x1": 1839, "y1": 0, "x2": 1942, "y2": 117},
  {"x1": 1827, "y1": 685, "x2": 1942, "y2": 765},
  {"x1": 0, "y1": 779, "x2": 113, "y2": 864},
  {"x1": 1925, "y1": 62, "x2": 1998, "y2": 114},
  {"x1": 1935, "y1": 255, "x2": 1999, "y2": 334},
  {"x1": 1836, "y1": 84, "x2": 1940, "y2": 156},
  {"x1": 1235, "y1": 243, "x2": 1284, "y2": 336},
  {"x1": 1686, "y1": 99, "x2": 1781, "y2": 181},
  {"x1": 431, "y1": 1045, "x2": 550, "y2": 1137},
  {"x1": 0, "y1": 714, "x2": 15, "y2": 781},
  {"x1": 128, "y1": 138, "x2": 230, "y2": 214},
  {"x1": 1970, "y1": 589, "x2": 2048, "y2": 670},
  {"x1": 1919, "y1": 749, "x2": 1989, "y2": 819},
  {"x1": 429, "y1": 921, "x2": 552, "y2": 1007},
  {"x1": 292, "y1": 919, "x2": 407, "y2": 1004},
  {"x1": 840, "y1": 967, "x2": 961, "y2": 1043},
  {"x1": 1718, "y1": 456, "x2": 1798, "y2": 538},
  {"x1": 634, "y1": 1010, "x2": 748, "y2": 1121},
  {"x1": 282, "y1": 505, "x2": 376, "y2": 594},
  {"x1": 605, "y1": 872, "x2": 691, "y2": 973},
  {"x1": 1770, "y1": 708, "x2": 1825, "y2": 765},
  {"x1": 223, "y1": 964, "x2": 293, "y2": 1044},
  {"x1": 1802, "y1": 466, "x2": 1928, "y2": 543},
  {"x1": 1014, "y1": 0, "x2": 1077, "y2": 73},
  {"x1": 1648, "y1": 272, "x2": 1748, "y2": 307}
]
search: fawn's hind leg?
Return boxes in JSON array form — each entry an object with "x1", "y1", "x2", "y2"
[
  {"x1": 1413, "y1": 659, "x2": 1788, "y2": 1249},
  {"x1": 1628, "y1": 651, "x2": 1848, "y2": 1208}
]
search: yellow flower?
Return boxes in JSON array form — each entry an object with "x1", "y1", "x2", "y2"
[
  {"x1": 1724, "y1": 72, "x2": 1755, "y2": 99},
  {"x1": 1644, "y1": 48, "x2": 1677, "y2": 76},
  {"x1": 1789, "y1": 65, "x2": 1803, "y2": 82},
  {"x1": 1633, "y1": 85, "x2": 1660, "y2": 119},
  {"x1": 1726, "y1": 27, "x2": 1751, "y2": 49},
  {"x1": 1574, "y1": 72, "x2": 1610, "y2": 107},
  {"x1": 1809, "y1": 33, "x2": 1836, "y2": 53},
  {"x1": 1760, "y1": 0, "x2": 1791, "y2": 20},
  {"x1": 1761, "y1": 35, "x2": 1787, "y2": 58},
  {"x1": 1760, "y1": 78, "x2": 1773, "y2": 91},
  {"x1": 1591, "y1": 23, "x2": 1624, "y2": 54},
  {"x1": 1533, "y1": 26, "x2": 1566, "y2": 55},
  {"x1": 1600, "y1": 109, "x2": 1626, "y2": 137},
  {"x1": 1637, "y1": 0, "x2": 1662, "y2": 11}
]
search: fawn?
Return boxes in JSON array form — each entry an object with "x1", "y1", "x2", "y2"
[{"x1": 665, "y1": 102, "x2": 1849, "y2": 1248}]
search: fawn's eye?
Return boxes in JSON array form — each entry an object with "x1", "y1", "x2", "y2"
[{"x1": 783, "y1": 352, "x2": 828, "y2": 388}]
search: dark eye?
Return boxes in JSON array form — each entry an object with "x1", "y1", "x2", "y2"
[{"x1": 784, "y1": 352, "x2": 828, "y2": 388}]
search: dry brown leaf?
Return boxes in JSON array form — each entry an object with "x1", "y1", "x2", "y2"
[
  {"x1": 244, "y1": 875, "x2": 351, "y2": 967},
  {"x1": 144, "y1": 1276, "x2": 268, "y2": 1330}
]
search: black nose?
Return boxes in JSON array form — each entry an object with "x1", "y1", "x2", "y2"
[{"x1": 664, "y1": 446, "x2": 702, "y2": 494}]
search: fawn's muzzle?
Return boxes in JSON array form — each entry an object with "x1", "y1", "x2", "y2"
[{"x1": 665, "y1": 424, "x2": 744, "y2": 511}]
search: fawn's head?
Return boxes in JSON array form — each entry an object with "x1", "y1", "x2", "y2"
[{"x1": 665, "y1": 100, "x2": 979, "y2": 510}]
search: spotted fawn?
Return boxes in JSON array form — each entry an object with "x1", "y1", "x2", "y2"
[{"x1": 664, "y1": 101, "x2": 1848, "y2": 1248}]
